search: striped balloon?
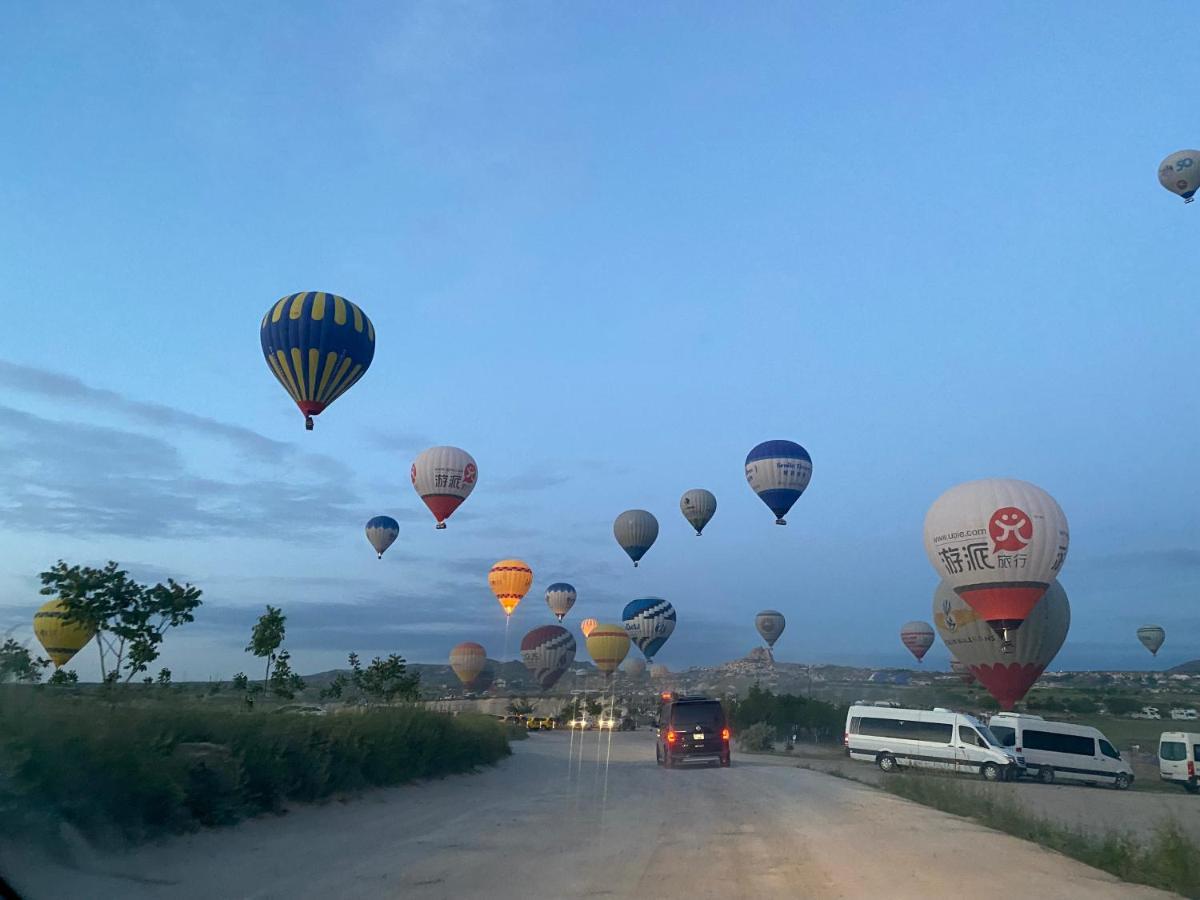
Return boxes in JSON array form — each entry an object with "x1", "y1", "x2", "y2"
[
  {"x1": 680, "y1": 489, "x2": 717, "y2": 536},
  {"x1": 586, "y1": 623, "x2": 631, "y2": 675},
  {"x1": 364, "y1": 515, "x2": 399, "y2": 559},
  {"x1": 745, "y1": 440, "x2": 812, "y2": 525},
  {"x1": 411, "y1": 446, "x2": 477, "y2": 529},
  {"x1": 1137, "y1": 625, "x2": 1166, "y2": 657},
  {"x1": 260, "y1": 292, "x2": 375, "y2": 430},
  {"x1": 545, "y1": 583, "x2": 577, "y2": 622},
  {"x1": 488, "y1": 559, "x2": 532, "y2": 617},
  {"x1": 621, "y1": 597, "x2": 676, "y2": 662},
  {"x1": 33, "y1": 599, "x2": 95, "y2": 669},
  {"x1": 900, "y1": 620, "x2": 935, "y2": 662},
  {"x1": 580, "y1": 618, "x2": 598, "y2": 639},
  {"x1": 755, "y1": 610, "x2": 786, "y2": 649},
  {"x1": 614, "y1": 509, "x2": 659, "y2": 567},
  {"x1": 520, "y1": 625, "x2": 577, "y2": 690},
  {"x1": 449, "y1": 642, "x2": 487, "y2": 689}
]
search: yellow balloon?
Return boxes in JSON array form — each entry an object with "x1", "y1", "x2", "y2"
[
  {"x1": 33, "y1": 599, "x2": 95, "y2": 668},
  {"x1": 586, "y1": 623, "x2": 630, "y2": 675},
  {"x1": 488, "y1": 559, "x2": 532, "y2": 617}
]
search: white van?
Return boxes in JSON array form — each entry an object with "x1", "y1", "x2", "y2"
[
  {"x1": 1170, "y1": 709, "x2": 1199, "y2": 721},
  {"x1": 988, "y1": 713, "x2": 1132, "y2": 790},
  {"x1": 1158, "y1": 732, "x2": 1200, "y2": 793},
  {"x1": 844, "y1": 705, "x2": 1021, "y2": 782}
]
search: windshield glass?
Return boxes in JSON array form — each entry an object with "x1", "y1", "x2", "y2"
[{"x1": 977, "y1": 726, "x2": 1003, "y2": 748}]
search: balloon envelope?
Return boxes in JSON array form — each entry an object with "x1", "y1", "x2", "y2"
[
  {"x1": 580, "y1": 618, "x2": 598, "y2": 639},
  {"x1": 449, "y1": 642, "x2": 487, "y2": 688},
  {"x1": 613, "y1": 510, "x2": 659, "y2": 566},
  {"x1": 33, "y1": 599, "x2": 94, "y2": 669},
  {"x1": 933, "y1": 580, "x2": 1070, "y2": 710},
  {"x1": 622, "y1": 598, "x2": 676, "y2": 661},
  {"x1": 755, "y1": 610, "x2": 786, "y2": 649},
  {"x1": 488, "y1": 560, "x2": 532, "y2": 617},
  {"x1": 1137, "y1": 625, "x2": 1166, "y2": 657},
  {"x1": 411, "y1": 446, "x2": 477, "y2": 529},
  {"x1": 900, "y1": 620, "x2": 935, "y2": 662},
  {"x1": 924, "y1": 479, "x2": 1069, "y2": 646},
  {"x1": 260, "y1": 292, "x2": 375, "y2": 430},
  {"x1": 745, "y1": 440, "x2": 812, "y2": 525},
  {"x1": 950, "y1": 658, "x2": 975, "y2": 685},
  {"x1": 623, "y1": 657, "x2": 647, "y2": 677},
  {"x1": 680, "y1": 489, "x2": 717, "y2": 536},
  {"x1": 365, "y1": 515, "x2": 399, "y2": 558},
  {"x1": 586, "y1": 624, "x2": 631, "y2": 675},
  {"x1": 545, "y1": 583, "x2": 577, "y2": 622},
  {"x1": 520, "y1": 625, "x2": 576, "y2": 690},
  {"x1": 650, "y1": 663, "x2": 670, "y2": 679},
  {"x1": 1159, "y1": 150, "x2": 1200, "y2": 201}
]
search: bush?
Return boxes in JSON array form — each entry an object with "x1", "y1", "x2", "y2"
[
  {"x1": 736, "y1": 722, "x2": 775, "y2": 752},
  {"x1": 0, "y1": 691, "x2": 511, "y2": 843}
]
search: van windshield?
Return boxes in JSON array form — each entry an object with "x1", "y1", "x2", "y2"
[
  {"x1": 671, "y1": 703, "x2": 723, "y2": 729},
  {"x1": 977, "y1": 726, "x2": 1002, "y2": 748}
]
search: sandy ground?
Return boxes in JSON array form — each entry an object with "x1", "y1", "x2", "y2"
[
  {"x1": 786, "y1": 742, "x2": 1200, "y2": 844},
  {"x1": 0, "y1": 731, "x2": 1177, "y2": 900}
]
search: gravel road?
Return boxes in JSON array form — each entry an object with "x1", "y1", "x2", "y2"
[{"x1": 0, "y1": 731, "x2": 1176, "y2": 899}]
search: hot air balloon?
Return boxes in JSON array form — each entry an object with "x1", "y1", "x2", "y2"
[
  {"x1": 745, "y1": 440, "x2": 812, "y2": 525},
  {"x1": 680, "y1": 489, "x2": 717, "y2": 536},
  {"x1": 924, "y1": 478, "x2": 1069, "y2": 654},
  {"x1": 1159, "y1": 150, "x2": 1200, "y2": 203},
  {"x1": 580, "y1": 618, "x2": 598, "y2": 639},
  {"x1": 1137, "y1": 625, "x2": 1166, "y2": 657},
  {"x1": 488, "y1": 560, "x2": 532, "y2": 617},
  {"x1": 755, "y1": 610, "x2": 786, "y2": 649},
  {"x1": 364, "y1": 515, "x2": 399, "y2": 559},
  {"x1": 950, "y1": 658, "x2": 975, "y2": 685},
  {"x1": 622, "y1": 598, "x2": 676, "y2": 662},
  {"x1": 900, "y1": 621, "x2": 935, "y2": 663},
  {"x1": 449, "y1": 642, "x2": 487, "y2": 689},
  {"x1": 411, "y1": 446, "x2": 477, "y2": 529},
  {"x1": 33, "y1": 599, "x2": 95, "y2": 668},
  {"x1": 260, "y1": 292, "x2": 375, "y2": 430},
  {"x1": 520, "y1": 625, "x2": 576, "y2": 690},
  {"x1": 623, "y1": 657, "x2": 647, "y2": 677},
  {"x1": 650, "y1": 663, "x2": 670, "y2": 680},
  {"x1": 586, "y1": 624, "x2": 631, "y2": 676},
  {"x1": 614, "y1": 510, "x2": 658, "y2": 567},
  {"x1": 933, "y1": 580, "x2": 1070, "y2": 710},
  {"x1": 545, "y1": 583, "x2": 577, "y2": 622}
]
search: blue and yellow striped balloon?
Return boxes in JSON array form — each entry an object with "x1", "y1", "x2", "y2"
[{"x1": 260, "y1": 292, "x2": 376, "y2": 430}]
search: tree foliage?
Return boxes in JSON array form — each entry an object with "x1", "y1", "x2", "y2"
[
  {"x1": 349, "y1": 652, "x2": 420, "y2": 703},
  {"x1": 38, "y1": 560, "x2": 202, "y2": 683},
  {"x1": 0, "y1": 639, "x2": 50, "y2": 684},
  {"x1": 268, "y1": 650, "x2": 306, "y2": 699},
  {"x1": 246, "y1": 605, "x2": 286, "y2": 687},
  {"x1": 506, "y1": 697, "x2": 534, "y2": 717},
  {"x1": 47, "y1": 669, "x2": 79, "y2": 686},
  {"x1": 727, "y1": 683, "x2": 846, "y2": 743}
]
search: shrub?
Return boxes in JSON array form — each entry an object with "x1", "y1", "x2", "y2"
[{"x1": 736, "y1": 722, "x2": 775, "y2": 752}]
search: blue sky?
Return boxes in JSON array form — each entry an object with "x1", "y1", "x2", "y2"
[{"x1": 1, "y1": 2, "x2": 1197, "y2": 680}]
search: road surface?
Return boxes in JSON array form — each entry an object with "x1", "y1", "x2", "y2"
[{"x1": 0, "y1": 731, "x2": 1175, "y2": 899}]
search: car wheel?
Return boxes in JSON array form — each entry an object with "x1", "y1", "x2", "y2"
[
  {"x1": 877, "y1": 753, "x2": 897, "y2": 773},
  {"x1": 1038, "y1": 767, "x2": 1055, "y2": 785},
  {"x1": 1114, "y1": 773, "x2": 1131, "y2": 791},
  {"x1": 982, "y1": 763, "x2": 1003, "y2": 782}
]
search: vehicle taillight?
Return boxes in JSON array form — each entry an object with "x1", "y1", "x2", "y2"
[
  {"x1": 667, "y1": 730, "x2": 677, "y2": 744},
  {"x1": 843, "y1": 731, "x2": 849, "y2": 746},
  {"x1": 721, "y1": 728, "x2": 730, "y2": 741},
  {"x1": 1188, "y1": 760, "x2": 1195, "y2": 778}
]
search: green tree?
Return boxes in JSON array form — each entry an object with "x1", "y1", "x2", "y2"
[
  {"x1": 157, "y1": 667, "x2": 172, "y2": 686},
  {"x1": 506, "y1": 697, "x2": 534, "y2": 716},
  {"x1": 320, "y1": 672, "x2": 350, "y2": 701},
  {"x1": 231, "y1": 672, "x2": 249, "y2": 691},
  {"x1": 0, "y1": 639, "x2": 50, "y2": 683},
  {"x1": 1106, "y1": 695, "x2": 1142, "y2": 716},
  {"x1": 39, "y1": 560, "x2": 202, "y2": 683},
  {"x1": 349, "y1": 653, "x2": 420, "y2": 703},
  {"x1": 268, "y1": 650, "x2": 306, "y2": 699},
  {"x1": 585, "y1": 697, "x2": 603, "y2": 717},
  {"x1": 246, "y1": 605, "x2": 286, "y2": 687},
  {"x1": 47, "y1": 668, "x2": 78, "y2": 686}
]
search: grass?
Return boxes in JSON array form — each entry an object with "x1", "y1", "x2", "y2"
[
  {"x1": 0, "y1": 689, "x2": 512, "y2": 844},
  {"x1": 879, "y1": 771, "x2": 1200, "y2": 898}
]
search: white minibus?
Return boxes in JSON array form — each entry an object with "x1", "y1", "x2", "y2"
[
  {"x1": 1159, "y1": 732, "x2": 1200, "y2": 793},
  {"x1": 987, "y1": 713, "x2": 1132, "y2": 790}
]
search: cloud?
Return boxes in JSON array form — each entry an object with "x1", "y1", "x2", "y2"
[
  {"x1": 0, "y1": 359, "x2": 289, "y2": 462},
  {"x1": 489, "y1": 468, "x2": 570, "y2": 493},
  {"x1": 1073, "y1": 548, "x2": 1200, "y2": 572},
  {"x1": 361, "y1": 427, "x2": 436, "y2": 455}
]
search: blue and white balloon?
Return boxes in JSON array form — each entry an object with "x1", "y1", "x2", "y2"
[
  {"x1": 545, "y1": 582, "x2": 577, "y2": 622},
  {"x1": 365, "y1": 515, "x2": 400, "y2": 559},
  {"x1": 614, "y1": 509, "x2": 659, "y2": 567},
  {"x1": 680, "y1": 488, "x2": 717, "y2": 536},
  {"x1": 1159, "y1": 150, "x2": 1200, "y2": 203},
  {"x1": 745, "y1": 440, "x2": 812, "y2": 526},
  {"x1": 622, "y1": 597, "x2": 676, "y2": 661}
]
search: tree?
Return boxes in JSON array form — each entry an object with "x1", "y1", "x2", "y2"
[
  {"x1": 320, "y1": 672, "x2": 350, "y2": 701},
  {"x1": 506, "y1": 697, "x2": 534, "y2": 717},
  {"x1": 157, "y1": 668, "x2": 172, "y2": 686},
  {"x1": 246, "y1": 605, "x2": 286, "y2": 688},
  {"x1": 39, "y1": 560, "x2": 202, "y2": 683},
  {"x1": 268, "y1": 650, "x2": 305, "y2": 699},
  {"x1": 0, "y1": 639, "x2": 50, "y2": 683},
  {"x1": 585, "y1": 697, "x2": 603, "y2": 717},
  {"x1": 47, "y1": 668, "x2": 78, "y2": 686},
  {"x1": 231, "y1": 672, "x2": 249, "y2": 691},
  {"x1": 1105, "y1": 695, "x2": 1142, "y2": 716},
  {"x1": 349, "y1": 652, "x2": 420, "y2": 703}
]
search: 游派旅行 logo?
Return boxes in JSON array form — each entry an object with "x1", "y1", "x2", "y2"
[{"x1": 989, "y1": 506, "x2": 1032, "y2": 552}]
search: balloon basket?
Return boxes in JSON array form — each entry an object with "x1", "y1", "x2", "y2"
[
  {"x1": 305, "y1": 416, "x2": 314, "y2": 431},
  {"x1": 436, "y1": 522, "x2": 447, "y2": 530},
  {"x1": 775, "y1": 518, "x2": 786, "y2": 526}
]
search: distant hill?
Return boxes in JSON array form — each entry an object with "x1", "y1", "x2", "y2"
[{"x1": 1167, "y1": 660, "x2": 1200, "y2": 674}]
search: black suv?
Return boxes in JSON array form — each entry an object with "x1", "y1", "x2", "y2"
[{"x1": 655, "y1": 697, "x2": 731, "y2": 768}]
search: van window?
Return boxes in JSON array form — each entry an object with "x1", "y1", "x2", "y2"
[
  {"x1": 857, "y1": 718, "x2": 950, "y2": 742},
  {"x1": 858, "y1": 717, "x2": 908, "y2": 739},
  {"x1": 1099, "y1": 739, "x2": 1120, "y2": 760},
  {"x1": 1161, "y1": 741, "x2": 1187, "y2": 762},
  {"x1": 919, "y1": 722, "x2": 953, "y2": 743},
  {"x1": 671, "y1": 703, "x2": 723, "y2": 729},
  {"x1": 958, "y1": 726, "x2": 987, "y2": 748},
  {"x1": 1023, "y1": 730, "x2": 1095, "y2": 756},
  {"x1": 989, "y1": 725, "x2": 1016, "y2": 747}
]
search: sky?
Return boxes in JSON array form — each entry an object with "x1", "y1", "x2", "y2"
[{"x1": 1, "y1": 2, "x2": 1197, "y2": 680}]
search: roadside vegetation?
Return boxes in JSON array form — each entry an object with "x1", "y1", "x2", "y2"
[
  {"x1": 727, "y1": 683, "x2": 847, "y2": 744},
  {"x1": 879, "y1": 771, "x2": 1200, "y2": 898}
]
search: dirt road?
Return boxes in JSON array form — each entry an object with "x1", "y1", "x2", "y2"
[{"x1": 0, "y1": 731, "x2": 1176, "y2": 899}]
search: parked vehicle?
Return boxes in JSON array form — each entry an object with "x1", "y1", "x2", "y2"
[
  {"x1": 1170, "y1": 709, "x2": 1199, "y2": 721},
  {"x1": 844, "y1": 705, "x2": 1020, "y2": 782},
  {"x1": 567, "y1": 716, "x2": 591, "y2": 730},
  {"x1": 656, "y1": 696, "x2": 730, "y2": 768},
  {"x1": 1131, "y1": 706, "x2": 1162, "y2": 720},
  {"x1": 988, "y1": 713, "x2": 1131, "y2": 789},
  {"x1": 598, "y1": 713, "x2": 618, "y2": 730},
  {"x1": 1159, "y1": 732, "x2": 1200, "y2": 793}
]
